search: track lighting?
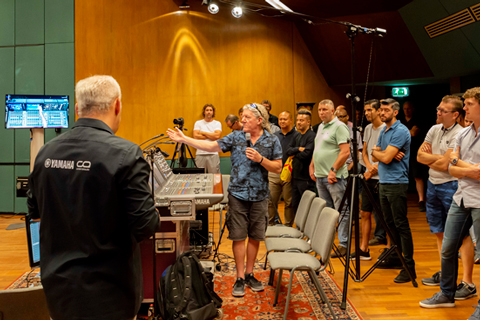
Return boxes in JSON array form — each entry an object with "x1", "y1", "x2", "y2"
[
  {"x1": 208, "y1": 2, "x2": 219, "y2": 14},
  {"x1": 232, "y1": 6, "x2": 243, "y2": 18}
]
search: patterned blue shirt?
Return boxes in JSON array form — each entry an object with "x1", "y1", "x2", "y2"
[
  {"x1": 217, "y1": 130, "x2": 283, "y2": 201},
  {"x1": 377, "y1": 120, "x2": 411, "y2": 184}
]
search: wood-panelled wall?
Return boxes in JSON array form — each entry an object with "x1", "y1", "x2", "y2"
[{"x1": 75, "y1": 0, "x2": 343, "y2": 156}]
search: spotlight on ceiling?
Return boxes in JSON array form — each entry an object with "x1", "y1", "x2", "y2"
[
  {"x1": 179, "y1": 0, "x2": 190, "y2": 9},
  {"x1": 208, "y1": 2, "x2": 219, "y2": 14},
  {"x1": 232, "y1": 6, "x2": 243, "y2": 18}
]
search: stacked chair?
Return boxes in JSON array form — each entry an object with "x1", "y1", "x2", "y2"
[
  {"x1": 264, "y1": 197, "x2": 326, "y2": 283},
  {"x1": 266, "y1": 204, "x2": 340, "y2": 320}
]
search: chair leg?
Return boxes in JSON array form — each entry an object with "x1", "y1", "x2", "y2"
[
  {"x1": 268, "y1": 269, "x2": 276, "y2": 286},
  {"x1": 283, "y1": 269, "x2": 296, "y2": 320},
  {"x1": 273, "y1": 269, "x2": 283, "y2": 306},
  {"x1": 310, "y1": 269, "x2": 337, "y2": 320},
  {"x1": 264, "y1": 251, "x2": 269, "y2": 270},
  {"x1": 307, "y1": 270, "x2": 325, "y2": 303}
]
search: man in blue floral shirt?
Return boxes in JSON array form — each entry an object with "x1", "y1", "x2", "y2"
[{"x1": 168, "y1": 103, "x2": 282, "y2": 297}]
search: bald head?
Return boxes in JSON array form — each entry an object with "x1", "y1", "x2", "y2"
[{"x1": 278, "y1": 111, "x2": 293, "y2": 131}]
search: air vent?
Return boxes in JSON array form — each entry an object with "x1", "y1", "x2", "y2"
[
  {"x1": 424, "y1": 8, "x2": 476, "y2": 38},
  {"x1": 471, "y1": 3, "x2": 480, "y2": 21}
]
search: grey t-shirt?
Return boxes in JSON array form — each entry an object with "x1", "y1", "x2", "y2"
[
  {"x1": 452, "y1": 125, "x2": 480, "y2": 208},
  {"x1": 362, "y1": 122, "x2": 385, "y2": 180},
  {"x1": 424, "y1": 123, "x2": 463, "y2": 185}
]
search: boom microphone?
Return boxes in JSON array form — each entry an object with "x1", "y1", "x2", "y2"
[{"x1": 245, "y1": 133, "x2": 251, "y2": 148}]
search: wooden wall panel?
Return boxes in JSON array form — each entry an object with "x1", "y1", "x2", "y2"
[{"x1": 75, "y1": 0, "x2": 335, "y2": 155}]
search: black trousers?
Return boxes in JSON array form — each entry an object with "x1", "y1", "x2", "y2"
[{"x1": 291, "y1": 178, "x2": 316, "y2": 216}]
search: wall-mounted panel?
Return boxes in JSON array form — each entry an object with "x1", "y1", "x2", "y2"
[
  {"x1": 15, "y1": 45, "x2": 45, "y2": 162},
  {"x1": 15, "y1": 0, "x2": 45, "y2": 45},
  {"x1": 0, "y1": 0, "x2": 15, "y2": 46},
  {"x1": 45, "y1": 0, "x2": 74, "y2": 43},
  {"x1": 0, "y1": 166, "x2": 14, "y2": 212},
  {"x1": 14, "y1": 165, "x2": 30, "y2": 213},
  {"x1": 45, "y1": 43, "x2": 75, "y2": 142},
  {"x1": 0, "y1": 47, "x2": 15, "y2": 163}
]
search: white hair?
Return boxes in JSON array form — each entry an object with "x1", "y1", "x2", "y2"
[
  {"x1": 75, "y1": 75, "x2": 121, "y2": 117},
  {"x1": 319, "y1": 99, "x2": 335, "y2": 110},
  {"x1": 242, "y1": 103, "x2": 272, "y2": 133}
]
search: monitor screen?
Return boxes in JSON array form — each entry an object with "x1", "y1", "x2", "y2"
[
  {"x1": 26, "y1": 218, "x2": 41, "y2": 269},
  {"x1": 5, "y1": 94, "x2": 69, "y2": 129}
]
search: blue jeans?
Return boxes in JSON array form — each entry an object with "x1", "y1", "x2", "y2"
[
  {"x1": 440, "y1": 200, "x2": 480, "y2": 300},
  {"x1": 379, "y1": 183, "x2": 415, "y2": 270},
  {"x1": 316, "y1": 177, "x2": 348, "y2": 248}
]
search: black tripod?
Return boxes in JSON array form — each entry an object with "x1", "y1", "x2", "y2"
[
  {"x1": 170, "y1": 140, "x2": 197, "y2": 169},
  {"x1": 331, "y1": 24, "x2": 418, "y2": 310},
  {"x1": 212, "y1": 209, "x2": 229, "y2": 271}
]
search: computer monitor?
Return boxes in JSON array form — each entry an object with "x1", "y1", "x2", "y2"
[
  {"x1": 5, "y1": 94, "x2": 69, "y2": 129},
  {"x1": 25, "y1": 217, "x2": 41, "y2": 269}
]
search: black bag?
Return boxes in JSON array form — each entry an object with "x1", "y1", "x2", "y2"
[{"x1": 157, "y1": 251, "x2": 223, "y2": 320}]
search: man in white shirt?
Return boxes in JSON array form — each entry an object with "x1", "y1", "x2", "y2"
[
  {"x1": 193, "y1": 104, "x2": 222, "y2": 173},
  {"x1": 351, "y1": 99, "x2": 387, "y2": 261},
  {"x1": 417, "y1": 96, "x2": 474, "y2": 296}
]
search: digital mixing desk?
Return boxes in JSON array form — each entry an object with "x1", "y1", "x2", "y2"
[{"x1": 148, "y1": 152, "x2": 223, "y2": 219}]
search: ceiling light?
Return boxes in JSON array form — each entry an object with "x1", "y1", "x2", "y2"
[
  {"x1": 232, "y1": 6, "x2": 243, "y2": 18},
  {"x1": 265, "y1": 0, "x2": 293, "y2": 12},
  {"x1": 208, "y1": 2, "x2": 219, "y2": 14}
]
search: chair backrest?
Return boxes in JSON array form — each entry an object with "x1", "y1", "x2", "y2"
[
  {"x1": 0, "y1": 285, "x2": 50, "y2": 320},
  {"x1": 293, "y1": 190, "x2": 316, "y2": 231},
  {"x1": 220, "y1": 174, "x2": 230, "y2": 204},
  {"x1": 303, "y1": 198, "x2": 326, "y2": 240},
  {"x1": 311, "y1": 207, "x2": 340, "y2": 266}
]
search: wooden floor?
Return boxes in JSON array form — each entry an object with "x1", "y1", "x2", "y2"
[{"x1": 2, "y1": 194, "x2": 479, "y2": 320}]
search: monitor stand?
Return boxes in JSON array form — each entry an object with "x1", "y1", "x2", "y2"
[{"x1": 30, "y1": 128, "x2": 44, "y2": 172}]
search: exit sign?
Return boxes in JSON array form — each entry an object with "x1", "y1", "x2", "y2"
[{"x1": 392, "y1": 87, "x2": 409, "y2": 97}]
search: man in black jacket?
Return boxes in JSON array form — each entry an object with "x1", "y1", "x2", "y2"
[
  {"x1": 27, "y1": 75, "x2": 160, "y2": 320},
  {"x1": 287, "y1": 109, "x2": 316, "y2": 214}
]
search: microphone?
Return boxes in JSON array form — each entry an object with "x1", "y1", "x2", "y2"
[
  {"x1": 139, "y1": 134, "x2": 164, "y2": 147},
  {"x1": 245, "y1": 133, "x2": 251, "y2": 148}
]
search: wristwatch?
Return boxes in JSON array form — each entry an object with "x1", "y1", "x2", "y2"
[
  {"x1": 452, "y1": 158, "x2": 458, "y2": 165},
  {"x1": 330, "y1": 167, "x2": 337, "y2": 173}
]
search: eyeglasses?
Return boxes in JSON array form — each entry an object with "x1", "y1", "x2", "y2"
[
  {"x1": 337, "y1": 115, "x2": 348, "y2": 118},
  {"x1": 436, "y1": 107, "x2": 454, "y2": 114}
]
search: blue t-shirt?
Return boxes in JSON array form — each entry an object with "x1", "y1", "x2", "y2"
[
  {"x1": 376, "y1": 120, "x2": 411, "y2": 184},
  {"x1": 217, "y1": 130, "x2": 283, "y2": 201}
]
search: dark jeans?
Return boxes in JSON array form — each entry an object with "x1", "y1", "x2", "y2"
[
  {"x1": 440, "y1": 200, "x2": 480, "y2": 300},
  {"x1": 291, "y1": 178, "x2": 316, "y2": 215},
  {"x1": 379, "y1": 183, "x2": 415, "y2": 270}
]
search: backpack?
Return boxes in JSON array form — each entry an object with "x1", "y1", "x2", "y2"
[{"x1": 157, "y1": 251, "x2": 223, "y2": 320}]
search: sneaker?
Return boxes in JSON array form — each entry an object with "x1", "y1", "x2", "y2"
[
  {"x1": 369, "y1": 237, "x2": 387, "y2": 246},
  {"x1": 245, "y1": 273, "x2": 264, "y2": 292},
  {"x1": 419, "y1": 201, "x2": 426, "y2": 212},
  {"x1": 419, "y1": 291, "x2": 455, "y2": 308},
  {"x1": 394, "y1": 269, "x2": 416, "y2": 283},
  {"x1": 455, "y1": 281, "x2": 477, "y2": 300},
  {"x1": 232, "y1": 277, "x2": 245, "y2": 297},
  {"x1": 377, "y1": 257, "x2": 403, "y2": 269},
  {"x1": 422, "y1": 271, "x2": 441, "y2": 286},
  {"x1": 469, "y1": 304, "x2": 480, "y2": 320},
  {"x1": 350, "y1": 248, "x2": 372, "y2": 261},
  {"x1": 331, "y1": 245, "x2": 347, "y2": 258},
  {"x1": 475, "y1": 253, "x2": 480, "y2": 264}
]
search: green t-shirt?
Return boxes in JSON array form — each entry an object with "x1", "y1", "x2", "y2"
[{"x1": 313, "y1": 117, "x2": 350, "y2": 178}]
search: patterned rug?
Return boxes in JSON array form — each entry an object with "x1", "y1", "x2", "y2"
[
  {"x1": 214, "y1": 263, "x2": 362, "y2": 320},
  {"x1": 7, "y1": 265, "x2": 362, "y2": 320}
]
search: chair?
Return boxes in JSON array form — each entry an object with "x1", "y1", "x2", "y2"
[
  {"x1": 264, "y1": 197, "x2": 326, "y2": 272},
  {"x1": 265, "y1": 190, "x2": 315, "y2": 238},
  {"x1": 0, "y1": 285, "x2": 50, "y2": 320},
  {"x1": 209, "y1": 174, "x2": 230, "y2": 230},
  {"x1": 267, "y1": 207, "x2": 340, "y2": 320}
]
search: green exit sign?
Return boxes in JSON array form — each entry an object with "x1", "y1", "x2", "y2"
[{"x1": 392, "y1": 87, "x2": 409, "y2": 97}]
